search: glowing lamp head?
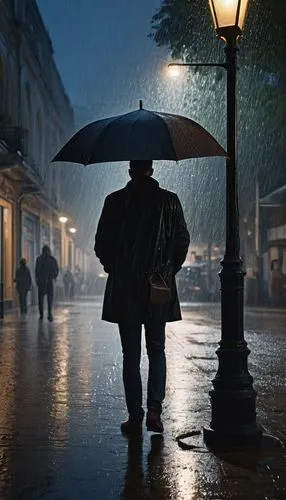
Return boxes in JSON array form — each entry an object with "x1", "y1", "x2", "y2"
[
  {"x1": 69, "y1": 227, "x2": 77, "y2": 234},
  {"x1": 167, "y1": 65, "x2": 181, "y2": 78},
  {"x1": 59, "y1": 216, "x2": 68, "y2": 224},
  {"x1": 209, "y1": 0, "x2": 249, "y2": 42}
]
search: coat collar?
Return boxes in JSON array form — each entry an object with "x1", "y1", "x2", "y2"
[{"x1": 126, "y1": 176, "x2": 159, "y2": 190}]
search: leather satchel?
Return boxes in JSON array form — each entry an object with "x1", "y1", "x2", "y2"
[{"x1": 148, "y1": 271, "x2": 171, "y2": 306}]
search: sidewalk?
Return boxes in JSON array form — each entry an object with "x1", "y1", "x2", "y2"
[
  {"x1": 246, "y1": 305, "x2": 286, "y2": 314},
  {"x1": 0, "y1": 300, "x2": 285, "y2": 499}
]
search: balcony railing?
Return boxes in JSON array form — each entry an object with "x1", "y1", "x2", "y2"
[
  {"x1": 0, "y1": 126, "x2": 43, "y2": 185},
  {"x1": 0, "y1": 126, "x2": 28, "y2": 157}
]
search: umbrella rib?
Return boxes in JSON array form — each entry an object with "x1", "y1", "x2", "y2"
[{"x1": 152, "y1": 112, "x2": 179, "y2": 162}]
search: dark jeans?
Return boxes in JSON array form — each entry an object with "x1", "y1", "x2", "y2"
[
  {"x1": 38, "y1": 281, "x2": 53, "y2": 317},
  {"x1": 18, "y1": 291, "x2": 28, "y2": 314},
  {"x1": 118, "y1": 320, "x2": 166, "y2": 418}
]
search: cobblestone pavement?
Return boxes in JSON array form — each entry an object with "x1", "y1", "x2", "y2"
[{"x1": 0, "y1": 300, "x2": 285, "y2": 499}]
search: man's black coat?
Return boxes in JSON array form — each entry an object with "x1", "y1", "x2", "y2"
[{"x1": 94, "y1": 176, "x2": 190, "y2": 323}]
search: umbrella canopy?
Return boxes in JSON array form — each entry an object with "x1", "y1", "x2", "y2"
[{"x1": 53, "y1": 102, "x2": 226, "y2": 165}]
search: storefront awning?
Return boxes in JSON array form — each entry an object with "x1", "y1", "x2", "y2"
[
  {"x1": 260, "y1": 184, "x2": 286, "y2": 207},
  {"x1": 0, "y1": 152, "x2": 58, "y2": 212}
]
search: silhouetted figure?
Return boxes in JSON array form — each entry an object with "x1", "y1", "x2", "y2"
[
  {"x1": 15, "y1": 258, "x2": 32, "y2": 315},
  {"x1": 95, "y1": 160, "x2": 190, "y2": 434},
  {"x1": 270, "y1": 260, "x2": 283, "y2": 307},
  {"x1": 74, "y1": 266, "x2": 82, "y2": 295},
  {"x1": 63, "y1": 269, "x2": 75, "y2": 299},
  {"x1": 55, "y1": 268, "x2": 65, "y2": 300},
  {"x1": 35, "y1": 245, "x2": 59, "y2": 322}
]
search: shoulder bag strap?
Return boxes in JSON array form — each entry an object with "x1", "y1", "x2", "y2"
[{"x1": 151, "y1": 190, "x2": 166, "y2": 271}]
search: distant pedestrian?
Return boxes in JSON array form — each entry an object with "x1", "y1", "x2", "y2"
[
  {"x1": 270, "y1": 260, "x2": 283, "y2": 307},
  {"x1": 63, "y1": 269, "x2": 75, "y2": 299},
  {"x1": 35, "y1": 245, "x2": 59, "y2": 321},
  {"x1": 74, "y1": 266, "x2": 82, "y2": 295},
  {"x1": 15, "y1": 258, "x2": 32, "y2": 315},
  {"x1": 55, "y1": 268, "x2": 65, "y2": 301},
  {"x1": 94, "y1": 160, "x2": 190, "y2": 434}
]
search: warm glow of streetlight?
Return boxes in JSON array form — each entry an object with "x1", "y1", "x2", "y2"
[
  {"x1": 59, "y1": 216, "x2": 68, "y2": 224},
  {"x1": 209, "y1": 0, "x2": 249, "y2": 40},
  {"x1": 167, "y1": 65, "x2": 181, "y2": 78},
  {"x1": 69, "y1": 227, "x2": 77, "y2": 234}
]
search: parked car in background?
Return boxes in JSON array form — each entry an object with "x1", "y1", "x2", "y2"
[{"x1": 177, "y1": 264, "x2": 217, "y2": 302}]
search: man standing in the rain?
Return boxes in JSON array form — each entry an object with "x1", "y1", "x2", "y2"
[
  {"x1": 94, "y1": 160, "x2": 190, "y2": 434},
  {"x1": 35, "y1": 245, "x2": 59, "y2": 322}
]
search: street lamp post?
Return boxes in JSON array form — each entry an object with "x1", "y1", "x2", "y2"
[
  {"x1": 170, "y1": 0, "x2": 262, "y2": 446},
  {"x1": 59, "y1": 216, "x2": 68, "y2": 269},
  {"x1": 203, "y1": 0, "x2": 262, "y2": 447}
]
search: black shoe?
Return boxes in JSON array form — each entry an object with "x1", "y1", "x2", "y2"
[
  {"x1": 39, "y1": 315, "x2": 43, "y2": 321},
  {"x1": 121, "y1": 413, "x2": 144, "y2": 435},
  {"x1": 146, "y1": 408, "x2": 164, "y2": 433},
  {"x1": 48, "y1": 314, "x2": 53, "y2": 322}
]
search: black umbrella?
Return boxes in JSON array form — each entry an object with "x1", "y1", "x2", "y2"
[{"x1": 53, "y1": 101, "x2": 226, "y2": 165}]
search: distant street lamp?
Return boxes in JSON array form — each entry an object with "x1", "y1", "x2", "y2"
[
  {"x1": 167, "y1": 65, "x2": 181, "y2": 78},
  {"x1": 169, "y1": 0, "x2": 262, "y2": 446},
  {"x1": 69, "y1": 227, "x2": 77, "y2": 234},
  {"x1": 59, "y1": 216, "x2": 68, "y2": 268},
  {"x1": 59, "y1": 216, "x2": 68, "y2": 224}
]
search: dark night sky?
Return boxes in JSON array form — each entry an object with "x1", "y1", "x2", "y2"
[
  {"x1": 36, "y1": 0, "x2": 192, "y2": 243},
  {"x1": 36, "y1": 1, "x2": 286, "y2": 247},
  {"x1": 37, "y1": 0, "x2": 166, "y2": 118}
]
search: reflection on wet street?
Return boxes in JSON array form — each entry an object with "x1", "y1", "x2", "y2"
[{"x1": 0, "y1": 300, "x2": 285, "y2": 499}]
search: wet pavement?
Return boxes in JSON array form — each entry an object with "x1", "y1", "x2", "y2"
[{"x1": 0, "y1": 300, "x2": 285, "y2": 499}]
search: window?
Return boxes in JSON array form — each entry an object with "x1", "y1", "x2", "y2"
[
  {"x1": 36, "y1": 110, "x2": 43, "y2": 167},
  {"x1": 0, "y1": 57, "x2": 7, "y2": 118},
  {"x1": 0, "y1": 201, "x2": 13, "y2": 300}
]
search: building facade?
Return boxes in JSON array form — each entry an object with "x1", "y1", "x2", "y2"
[
  {"x1": 0, "y1": 0, "x2": 87, "y2": 310},
  {"x1": 259, "y1": 186, "x2": 286, "y2": 306},
  {"x1": 243, "y1": 183, "x2": 286, "y2": 306}
]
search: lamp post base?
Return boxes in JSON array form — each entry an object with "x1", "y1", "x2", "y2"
[
  {"x1": 203, "y1": 387, "x2": 263, "y2": 448},
  {"x1": 204, "y1": 425, "x2": 263, "y2": 448}
]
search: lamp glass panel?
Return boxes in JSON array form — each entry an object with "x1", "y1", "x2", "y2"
[
  {"x1": 238, "y1": 0, "x2": 249, "y2": 30},
  {"x1": 209, "y1": 0, "x2": 218, "y2": 29},
  {"x1": 210, "y1": 0, "x2": 239, "y2": 28}
]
